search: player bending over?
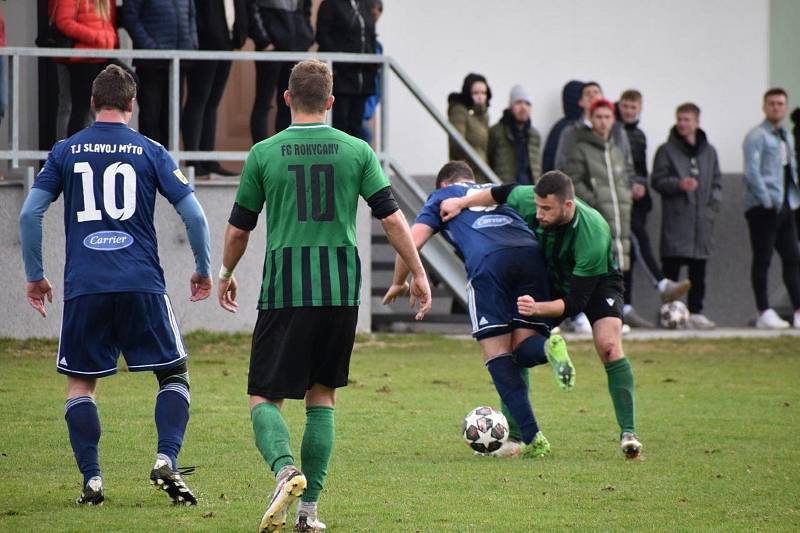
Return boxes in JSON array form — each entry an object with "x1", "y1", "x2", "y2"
[
  {"x1": 441, "y1": 170, "x2": 643, "y2": 459},
  {"x1": 19, "y1": 65, "x2": 212, "y2": 505},
  {"x1": 384, "y1": 161, "x2": 575, "y2": 459},
  {"x1": 217, "y1": 60, "x2": 431, "y2": 532}
]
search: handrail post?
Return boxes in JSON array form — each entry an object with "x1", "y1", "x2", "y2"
[
  {"x1": 169, "y1": 56, "x2": 181, "y2": 160},
  {"x1": 380, "y1": 55, "x2": 389, "y2": 172},
  {"x1": 10, "y1": 53, "x2": 19, "y2": 168}
]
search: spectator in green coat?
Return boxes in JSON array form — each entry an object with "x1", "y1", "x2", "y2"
[{"x1": 488, "y1": 85, "x2": 541, "y2": 185}]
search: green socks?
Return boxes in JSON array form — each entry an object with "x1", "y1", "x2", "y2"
[
  {"x1": 301, "y1": 406, "x2": 335, "y2": 503},
  {"x1": 251, "y1": 402, "x2": 294, "y2": 475},
  {"x1": 502, "y1": 367, "x2": 530, "y2": 441},
  {"x1": 605, "y1": 357, "x2": 636, "y2": 434}
]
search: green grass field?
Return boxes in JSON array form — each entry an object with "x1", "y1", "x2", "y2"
[{"x1": 1, "y1": 332, "x2": 799, "y2": 532}]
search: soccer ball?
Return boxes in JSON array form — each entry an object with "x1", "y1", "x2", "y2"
[
  {"x1": 462, "y1": 406, "x2": 508, "y2": 454},
  {"x1": 660, "y1": 301, "x2": 690, "y2": 329}
]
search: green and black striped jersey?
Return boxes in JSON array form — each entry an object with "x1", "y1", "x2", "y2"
[
  {"x1": 506, "y1": 185, "x2": 617, "y2": 297},
  {"x1": 235, "y1": 123, "x2": 390, "y2": 309}
]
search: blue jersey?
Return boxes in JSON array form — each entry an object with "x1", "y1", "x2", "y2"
[
  {"x1": 415, "y1": 182, "x2": 538, "y2": 277},
  {"x1": 33, "y1": 122, "x2": 193, "y2": 301}
]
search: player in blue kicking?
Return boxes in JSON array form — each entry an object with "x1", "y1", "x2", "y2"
[
  {"x1": 18, "y1": 65, "x2": 212, "y2": 505},
  {"x1": 383, "y1": 161, "x2": 574, "y2": 458}
]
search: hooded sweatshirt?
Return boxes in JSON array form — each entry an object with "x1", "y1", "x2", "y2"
[{"x1": 542, "y1": 80, "x2": 583, "y2": 173}]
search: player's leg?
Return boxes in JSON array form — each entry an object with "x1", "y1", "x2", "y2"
[
  {"x1": 294, "y1": 306, "x2": 357, "y2": 531},
  {"x1": 295, "y1": 385, "x2": 336, "y2": 532},
  {"x1": 115, "y1": 293, "x2": 196, "y2": 503},
  {"x1": 65, "y1": 376, "x2": 104, "y2": 505},
  {"x1": 586, "y1": 275, "x2": 641, "y2": 458},
  {"x1": 592, "y1": 316, "x2": 640, "y2": 458},
  {"x1": 58, "y1": 294, "x2": 119, "y2": 505},
  {"x1": 510, "y1": 245, "x2": 574, "y2": 389}
]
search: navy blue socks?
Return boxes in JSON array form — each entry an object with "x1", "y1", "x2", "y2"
[
  {"x1": 154, "y1": 382, "x2": 190, "y2": 470},
  {"x1": 486, "y1": 354, "x2": 539, "y2": 444},
  {"x1": 64, "y1": 396, "x2": 102, "y2": 485}
]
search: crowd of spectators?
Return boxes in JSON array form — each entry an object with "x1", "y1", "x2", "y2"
[
  {"x1": 39, "y1": 0, "x2": 383, "y2": 177},
  {"x1": 16, "y1": 1, "x2": 800, "y2": 328},
  {"x1": 451, "y1": 74, "x2": 800, "y2": 330}
]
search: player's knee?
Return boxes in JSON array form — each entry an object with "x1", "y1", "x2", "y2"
[
  {"x1": 155, "y1": 362, "x2": 191, "y2": 399},
  {"x1": 597, "y1": 340, "x2": 621, "y2": 362}
]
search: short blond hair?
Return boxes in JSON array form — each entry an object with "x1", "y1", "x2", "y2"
[{"x1": 288, "y1": 60, "x2": 333, "y2": 114}]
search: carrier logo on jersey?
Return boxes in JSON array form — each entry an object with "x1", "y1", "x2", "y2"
[
  {"x1": 83, "y1": 231, "x2": 134, "y2": 251},
  {"x1": 472, "y1": 214, "x2": 513, "y2": 229},
  {"x1": 173, "y1": 169, "x2": 189, "y2": 184}
]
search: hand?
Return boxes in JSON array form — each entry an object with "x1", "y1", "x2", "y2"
[
  {"x1": 190, "y1": 272, "x2": 212, "y2": 302},
  {"x1": 26, "y1": 278, "x2": 53, "y2": 318},
  {"x1": 265, "y1": 43, "x2": 276, "y2": 51},
  {"x1": 409, "y1": 275, "x2": 432, "y2": 321},
  {"x1": 680, "y1": 177, "x2": 698, "y2": 192},
  {"x1": 218, "y1": 276, "x2": 239, "y2": 313},
  {"x1": 517, "y1": 294, "x2": 537, "y2": 317},
  {"x1": 631, "y1": 183, "x2": 646, "y2": 200},
  {"x1": 382, "y1": 282, "x2": 409, "y2": 305},
  {"x1": 440, "y1": 197, "x2": 465, "y2": 222}
]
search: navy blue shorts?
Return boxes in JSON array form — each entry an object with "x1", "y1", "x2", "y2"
[
  {"x1": 466, "y1": 246, "x2": 553, "y2": 340},
  {"x1": 56, "y1": 292, "x2": 187, "y2": 377}
]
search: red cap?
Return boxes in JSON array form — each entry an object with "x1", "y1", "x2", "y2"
[{"x1": 589, "y1": 98, "x2": 615, "y2": 115}]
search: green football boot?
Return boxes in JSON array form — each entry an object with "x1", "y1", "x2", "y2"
[
  {"x1": 545, "y1": 334, "x2": 575, "y2": 391},
  {"x1": 521, "y1": 432, "x2": 551, "y2": 459}
]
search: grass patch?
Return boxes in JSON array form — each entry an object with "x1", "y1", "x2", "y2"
[{"x1": 0, "y1": 333, "x2": 798, "y2": 531}]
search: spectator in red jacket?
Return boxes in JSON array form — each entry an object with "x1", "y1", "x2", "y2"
[{"x1": 53, "y1": 0, "x2": 117, "y2": 136}]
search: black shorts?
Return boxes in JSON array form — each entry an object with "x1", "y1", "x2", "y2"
[
  {"x1": 583, "y1": 272, "x2": 625, "y2": 325},
  {"x1": 248, "y1": 306, "x2": 358, "y2": 399}
]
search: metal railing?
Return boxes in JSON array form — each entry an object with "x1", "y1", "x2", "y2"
[{"x1": 1, "y1": 46, "x2": 487, "y2": 310}]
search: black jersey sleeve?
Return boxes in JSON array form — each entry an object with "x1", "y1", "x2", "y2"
[
  {"x1": 228, "y1": 202, "x2": 260, "y2": 231},
  {"x1": 367, "y1": 186, "x2": 399, "y2": 220},
  {"x1": 491, "y1": 183, "x2": 518, "y2": 204}
]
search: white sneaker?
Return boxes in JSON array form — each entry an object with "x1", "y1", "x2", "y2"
[
  {"x1": 688, "y1": 313, "x2": 716, "y2": 330},
  {"x1": 572, "y1": 313, "x2": 592, "y2": 334},
  {"x1": 755, "y1": 309, "x2": 790, "y2": 330},
  {"x1": 489, "y1": 439, "x2": 522, "y2": 458}
]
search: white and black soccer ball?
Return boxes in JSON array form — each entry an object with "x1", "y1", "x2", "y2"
[
  {"x1": 462, "y1": 406, "x2": 508, "y2": 454},
  {"x1": 660, "y1": 300, "x2": 690, "y2": 329}
]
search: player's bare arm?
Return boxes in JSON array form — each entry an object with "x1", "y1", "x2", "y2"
[
  {"x1": 440, "y1": 187, "x2": 495, "y2": 222},
  {"x1": 218, "y1": 223, "x2": 251, "y2": 313},
  {"x1": 383, "y1": 223, "x2": 435, "y2": 306},
  {"x1": 380, "y1": 211, "x2": 432, "y2": 320},
  {"x1": 516, "y1": 294, "x2": 566, "y2": 318}
]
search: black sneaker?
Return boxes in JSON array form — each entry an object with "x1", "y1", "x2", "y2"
[
  {"x1": 76, "y1": 476, "x2": 104, "y2": 506},
  {"x1": 149, "y1": 459, "x2": 197, "y2": 505}
]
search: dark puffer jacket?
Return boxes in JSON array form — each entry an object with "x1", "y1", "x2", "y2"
[
  {"x1": 542, "y1": 80, "x2": 583, "y2": 173},
  {"x1": 124, "y1": 0, "x2": 197, "y2": 51},
  {"x1": 651, "y1": 127, "x2": 722, "y2": 259},
  {"x1": 316, "y1": 0, "x2": 377, "y2": 96},
  {"x1": 249, "y1": 0, "x2": 313, "y2": 51},
  {"x1": 487, "y1": 109, "x2": 541, "y2": 184}
]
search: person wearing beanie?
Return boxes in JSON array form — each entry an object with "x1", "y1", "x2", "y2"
[
  {"x1": 487, "y1": 84, "x2": 541, "y2": 185},
  {"x1": 448, "y1": 73, "x2": 492, "y2": 182}
]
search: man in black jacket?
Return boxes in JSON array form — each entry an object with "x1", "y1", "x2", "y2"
[
  {"x1": 316, "y1": 0, "x2": 377, "y2": 138},
  {"x1": 124, "y1": 0, "x2": 197, "y2": 148},
  {"x1": 182, "y1": 0, "x2": 253, "y2": 177},
  {"x1": 249, "y1": 0, "x2": 315, "y2": 142},
  {"x1": 618, "y1": 90, "x2": 664, "y2": 327}
]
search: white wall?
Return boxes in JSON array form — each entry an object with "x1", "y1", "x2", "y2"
[{"x1": 380, "y1": 0, "x2": 769, "y2": 175}]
